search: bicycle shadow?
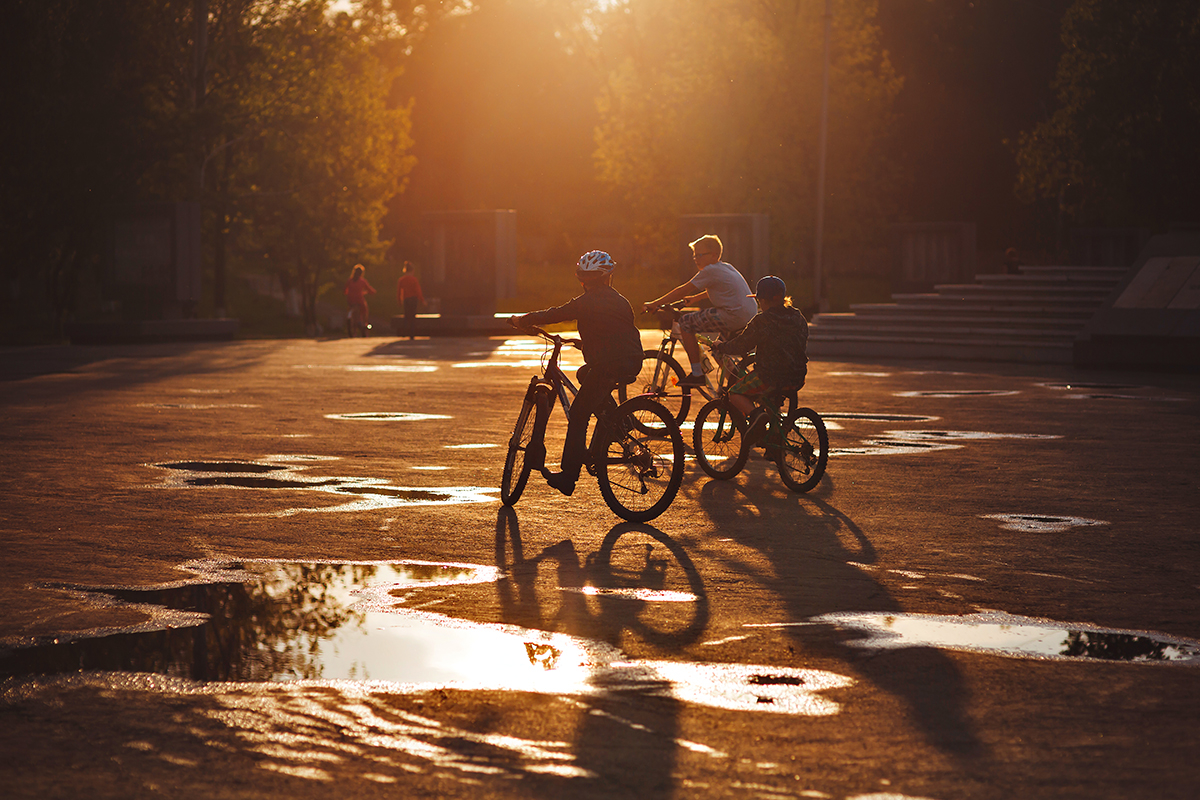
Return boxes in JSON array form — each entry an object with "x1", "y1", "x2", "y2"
[
  {"x1": 493, "y1": 506, "x2": 712, "y2": 797},
  {"x1": 695, "y1": 473, "x2": 986, "y2": 761}
]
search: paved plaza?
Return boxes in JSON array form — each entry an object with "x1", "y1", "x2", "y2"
[{"x1": 1, "y1": 332, "x2": 1198, "y2": 799}]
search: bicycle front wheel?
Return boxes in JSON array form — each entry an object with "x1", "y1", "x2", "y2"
[
  {"x1": 775, "y1": 407, "x2": 828, "y2": 493},
  {"x1": 619, "y1": 349, "x2": 691, "y2": 427},
  {"x1": 500, "y1": 386, "x2": 550, "y2": 505},
  {"x1": 595, "y1": 396, "x2": 684, "y2": 522},
  {"x1": 692, "y1": 398, "x2": 749, "y2": 479}
]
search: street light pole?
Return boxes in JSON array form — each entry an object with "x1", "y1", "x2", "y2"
[{"x1": 813, "y1": 0, "x2": 831, "y2": 313}]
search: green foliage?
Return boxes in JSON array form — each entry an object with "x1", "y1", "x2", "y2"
[
  {"x1": 0, "y1": 0, "x2": 424, "y2": 341},
  {"x1": 1015, "y1": 0, "x2": 1200, "y2": 230},
  {"x1": 593, "y1": 0, "x2": 902, "y2": 269}
]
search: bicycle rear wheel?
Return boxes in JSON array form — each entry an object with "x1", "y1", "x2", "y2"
[
  {"x1": 500, "y1": 386, "x2": 550, "y2": 505},
  {"x1": 619, "y1": 349, "x2": 691, "y2": 427},
  {"x1": 692, "y1": 398, "x2": 749, "y2": 479},
  {"x1": 775, "y1": 407, "x2": 828, "y2": 493},
  {"x1": 595, "y1": 396, "x2": 684, "y2": 522}
]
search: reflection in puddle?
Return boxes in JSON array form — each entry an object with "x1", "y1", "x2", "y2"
[
  {"x1": 835, "y1": 430, "x2": 1060, "y2": 457},
  {"x1": 150, "y1": 461, "x2": 497, "y2": 514},
  {"x1": 324, "y1": 412, "x2": 451, "y2": 421},
  {"x1": 816, "y1": 611, "x2": 1200, "y2": 664},
  {"x1": 894, "y1": 390, "x2": 1020, "y2": 398},
  {"x1": 2, "y1": 560, "x2": 852, "y2": 716},
  {"x1": 981, "y1": 513, "x2": 1110, "y2": 533}
]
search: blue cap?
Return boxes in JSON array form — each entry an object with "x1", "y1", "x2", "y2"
[{"x1": 749, "y1": 275, "x2": 786, "y2": 299}]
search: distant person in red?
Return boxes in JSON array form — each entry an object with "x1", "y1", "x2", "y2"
[
  {"x1": 395, "y1": 261, "x2": 425, "y2": 340},
  {"x1": 343, "y1": 263, "x2": 376, "y2": 336}
]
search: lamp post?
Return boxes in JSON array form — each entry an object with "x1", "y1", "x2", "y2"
[{"x1": 813, "y1": 0, "x2": 831, "y2": 313}]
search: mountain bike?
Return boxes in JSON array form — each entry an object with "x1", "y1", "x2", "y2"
[
  {"x1": 693, "y1": 383, "x2": 828, "y2": 493},
  {"x1": 500, "y1": 324, "x2": 686, "y2": 522},
  {"x1": 618, "y1": 301, "x2": 737, "y2": 425}
]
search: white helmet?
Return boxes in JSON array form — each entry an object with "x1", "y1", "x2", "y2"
[{"x1": 576, "y1": 250, "x2": 616, "y2": 275}]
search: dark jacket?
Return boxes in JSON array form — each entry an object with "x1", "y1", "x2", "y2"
[
  {"x1": 523, "y1": 284, "x2": 643, "y2": 373},
  {"x1": 719, "y1": 304, "x2": 809, "y2": 390}
]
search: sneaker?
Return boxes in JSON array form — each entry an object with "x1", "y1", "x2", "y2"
[
  {"x1": 745, "y1": 412, "x2": 769, "y2": 448},
  {"x1": 545, "y1": 470, "x2": 577, "y2": 497},
  {"x1": 676, "y1": 373, "x2": 706, "y2": 387}
]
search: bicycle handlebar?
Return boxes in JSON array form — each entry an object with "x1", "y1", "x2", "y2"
[{"x1": 508, "y1": 318, "x2": 582, "y2": 349}]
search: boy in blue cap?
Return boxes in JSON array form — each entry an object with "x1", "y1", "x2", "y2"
[{"x1": 712, "y1": 275, "x2": 809, "y2": 421}]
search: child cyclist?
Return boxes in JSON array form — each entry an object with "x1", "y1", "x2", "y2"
[
  {"x1": 711, "y1": 275, "x2": 809, "y2": 429},
  {"x1": 513, "y1": 251, "x2": 644, "y2": 496},
  {"x1": 643, "y1": 234, "x2": 758, "y2": 385}
]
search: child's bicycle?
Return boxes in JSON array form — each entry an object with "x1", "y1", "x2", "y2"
[
  {"x1": 500, "y1": 324, "x2": 686, "y2": 522},
  {"x1": 618, "y1": 300, "x2": 734, "y2": 425},
  {"x1": 692, "y1": 380, "x2": 829, "y2": 493}
]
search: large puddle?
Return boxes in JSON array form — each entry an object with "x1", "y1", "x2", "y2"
[
  {"x1": 1, "y1": 560, "x2": 851, "y2": 716},
  {"x1": 149, "y1": 460, "x2": 497, "y2": 514}
]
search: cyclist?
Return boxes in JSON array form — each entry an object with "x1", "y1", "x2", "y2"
[
  {"x1": 343, "y1": 264, "x2": 376, "y2": 332},
  {"x1": 711, "y1": 275, "x2": 809, "y2": 428},
  {"x1": 513, "y1": 250, "x2": 643, "y2": 496},
  {"x1": 643, "y1": 234, "x2": 758, "y2": 386}
]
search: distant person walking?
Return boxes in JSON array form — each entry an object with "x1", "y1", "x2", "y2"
[
  {"x1": 396, "y1": 261, "x2": 426, "y2": 340},
  {"x1": 344, "y1": 263, "x2": 376, "y2": 336}
]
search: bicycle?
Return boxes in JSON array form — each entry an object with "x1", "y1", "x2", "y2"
[
  {"x1": 500, "y1": 324, "x2": 686, "y2": 522},
  {"x1": 618, "y1": 301, "x2": 740, "y2": 425},
  {"x1": 692, "y1": 381, "x2": 828, "y2": 493}
]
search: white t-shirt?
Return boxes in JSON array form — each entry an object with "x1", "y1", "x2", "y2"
[{"x1": 691, "y1": 262, "x2": 758, "y2": 328}]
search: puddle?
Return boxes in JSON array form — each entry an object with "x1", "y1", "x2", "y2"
[
  {"x1": 324, "y1": 412, "x2": 451, "y2": 421},
  {"x1": 822, "y1": 413, "x2": 940, "y2": 422},
  {"x1": 1, "y1": 560, "x2": 852, "y2": 715},
  {"x1": 1038, "y1": 382, "x2": 1139, "y2": 390},
  {"x1": 150, "y1": 461, "x2": 497, "y2": 514},
  {"x1": 825, "y1": 371, "x2": 892, "y2": 377},
  {"x1": 444, "y1": 443, "x2": 498, "y2": 449},
  {"x1": 136, "y1": 403, "x2": 261, "y2": 409},
  {"x1": 980, "y1": 513, "x2": 1110, "y2": 533},
  {"x1": 894, "y1": 390, "x2": 1020, "y2": 398},
  {"x1": 293, "y1": 364, "x2": 439, "y2": 373},
  {"x1": 815, "y1": 611, "x2": 1200, "y2": 665},
  {"x1": 834, "y1": 430, "x2": 1059, "y2": 457},
  {"x1": 1061, "y1": 393, "x2": 1187, "y2": 402},
  {"x1": 158, "y1": 461, "x2": 285, "y2": 474}
]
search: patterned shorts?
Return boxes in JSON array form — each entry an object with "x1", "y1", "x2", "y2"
[
  {"x1": 677, "y1": 307, "x2": 740, "y2": 335},
  {"x1": 729, "y1": 368, "x2": 766, "y2": 397}
]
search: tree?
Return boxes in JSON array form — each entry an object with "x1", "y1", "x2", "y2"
[
  {"x1": 1015, "y1": 0, "x2": 1200, "y2": 236},
  {"x1": 592, "y1": 0, "x2": 901, "y2": 279},
  {"x1": 0, "y1": 0, "x2": 422, "y2": 340},
  {"x1": 235, "y1": 4, "x2": 415, "y2": 333}
]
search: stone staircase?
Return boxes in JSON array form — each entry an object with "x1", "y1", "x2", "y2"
[{"x1": 808, "y1": 265, "x2": 1130, "y2": 364}]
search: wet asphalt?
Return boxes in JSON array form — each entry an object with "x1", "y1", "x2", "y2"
[{"x1": 1, "y1": 332, "x2": 1199, "y2": 800}]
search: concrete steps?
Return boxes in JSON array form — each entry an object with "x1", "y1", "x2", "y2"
[{"x1": 808, "y1": 265, "x2": 1129, "y2": 364}]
